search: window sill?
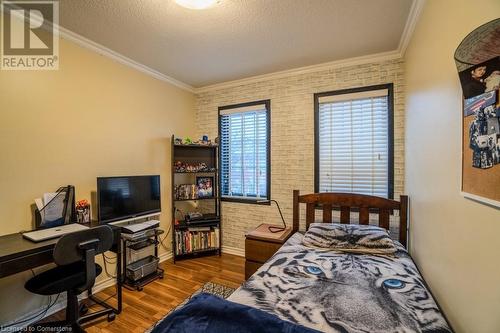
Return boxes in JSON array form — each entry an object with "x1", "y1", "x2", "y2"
[{"x1": 221, "y1": 197, "x2": 271, "y2": 205}]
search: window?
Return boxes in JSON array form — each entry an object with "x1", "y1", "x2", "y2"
[
  {"x1": 218, "y1": 100, "x2": 270, "y2": 202},
  {"x1": 314, "y1": 84, "x2": 394, "y2": 198}
]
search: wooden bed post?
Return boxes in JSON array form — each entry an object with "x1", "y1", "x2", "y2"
[
  {"x1": 399, "y1": 195, "x2": 408, "y2": 248},
  {"x1": 293, "y1": 190, "x2": 300, "y2": 232}
]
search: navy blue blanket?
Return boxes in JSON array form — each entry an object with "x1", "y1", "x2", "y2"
[{"x1": 151, "y1": 293, "x2": 321, "y2": 333}]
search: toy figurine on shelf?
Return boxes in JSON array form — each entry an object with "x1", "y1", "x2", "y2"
[
  {"x1": 184, "y1": 137, "x2": 192, "y2": 145},
  {"x1": 198, "y1": 135, "x2": 212, "y2": 145},
  {"x1": 174, "y1": 161, "x2": 215, "y2": 173},
  {"x1": 191, "y1": 184, "x2": 197, "y2": 199},
  {"x1": 174, "y1": 137, "x2": 183, "y2": 145},
  {"x1": 174, "y1": 161, "x2": 185, "y2": 172}
]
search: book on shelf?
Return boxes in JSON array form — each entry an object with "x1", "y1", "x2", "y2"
[{"x1": 175, "y1": 227, "x2": 220, "y2": 255}]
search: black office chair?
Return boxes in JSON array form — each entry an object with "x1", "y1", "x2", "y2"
[{"x1": 25, "y1": 225, "x2": 114, "y2": 332}]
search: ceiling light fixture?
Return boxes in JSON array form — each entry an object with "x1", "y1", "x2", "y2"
[{"x1": 175, "y1": 0, "x2": 217, "y2": 10}]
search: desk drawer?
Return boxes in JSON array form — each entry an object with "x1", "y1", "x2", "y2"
[
  {"x1": 0, "y1": 249, "x2": 53, "y2": 278},
  {"x1": 245, "y1": 239, "x2": 282, "y2": 263}
]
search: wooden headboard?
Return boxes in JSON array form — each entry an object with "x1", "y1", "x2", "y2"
[{"x1": 292, "y1": 190, "x2": 409, "y2": 247}]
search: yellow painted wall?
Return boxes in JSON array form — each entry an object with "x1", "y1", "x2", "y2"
[
  {"x1": 0, "y1": 37, "x2": 195, "y2": 324},
  {"x1": 405, "y1": 1, "x2": 500, "y2": 332}
]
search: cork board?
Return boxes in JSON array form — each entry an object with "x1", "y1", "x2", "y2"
[
  {"x1": 462, "y1": 114, "x2": 500, "y2": 204},
  {"x1": 455, "y1": 19, "x2": 500, "y2": 207}
]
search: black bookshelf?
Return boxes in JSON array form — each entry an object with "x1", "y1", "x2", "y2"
[{"x1": 171, "y1": 135, "x2": 221, "y2": 263}]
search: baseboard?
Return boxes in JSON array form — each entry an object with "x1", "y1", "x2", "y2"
[
  {"x1": 221, "y1": 246, "x2": 245, "y2": 257},
  {"x1": 4, "y1": 250, "x2": 173, "y2": 329},
  {"x1": 158, "y1": 251, "x2": 173, "y2": 262}
]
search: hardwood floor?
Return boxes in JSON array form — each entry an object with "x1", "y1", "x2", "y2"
[{"x1": 45, "y1": 254, "x2": 245, "y2": 333}]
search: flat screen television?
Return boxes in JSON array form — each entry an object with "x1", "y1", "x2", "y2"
[{"x1": 97, "y1": 175, "x2": 161, "y2": 224}]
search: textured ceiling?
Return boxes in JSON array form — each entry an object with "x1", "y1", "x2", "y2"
[{"x1": 59, "y1": 0, "x2": 414, "y2": 88}]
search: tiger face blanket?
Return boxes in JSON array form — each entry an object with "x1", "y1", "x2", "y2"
[{"x1": 229, "y1": 233, "x2": 452, "y2": 333}]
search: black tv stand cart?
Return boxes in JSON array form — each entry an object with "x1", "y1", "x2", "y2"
[{"x1": 121, "y1": 227, "x2": 164, "y2": 291}]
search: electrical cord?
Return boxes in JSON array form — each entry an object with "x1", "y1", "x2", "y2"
[
  {"x1": 3, "y1": 293, "x2": 60, "y2": 329},
  {"x1": 101, "y1": 253, "x2": 117, "y2": 278},
  {"x1": 102, "y1": 258, "x2": 116, "y2": 264},
  {"x1": 2, "y1": 270, "x2": 59, "y2": 328},
  {"x1": 103, "y1": 252, "x2": 116, "y2": 261},
  {"x1": 159, "y1": 223, "x2": 172, "y2": 251}
]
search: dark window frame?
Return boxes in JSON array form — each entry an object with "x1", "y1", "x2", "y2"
[
  {"x1": 218, "y1": 99, "x2": 271, "y2": 205},
  {"x1": 314, "y1": 83, "x2": 395, "y2": 199}
]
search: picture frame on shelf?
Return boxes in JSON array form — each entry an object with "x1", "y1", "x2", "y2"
[{"x1": 196, "y1": 176, "x2": 214, "y2": 198}]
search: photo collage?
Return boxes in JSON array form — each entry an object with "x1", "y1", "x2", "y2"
[{"x1": 460, "y1": 56, "x2": 500, "y2": 169}]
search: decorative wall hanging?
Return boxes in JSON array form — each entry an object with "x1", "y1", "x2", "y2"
[{"x1": 455, "y1": 18, "x2": 500, "y2": 207}]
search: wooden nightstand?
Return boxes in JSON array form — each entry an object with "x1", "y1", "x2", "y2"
[{"x1": 245, "y1": 224, "x2": 293, "y2": 279}]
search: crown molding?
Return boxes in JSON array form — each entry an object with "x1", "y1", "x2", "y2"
[
  {"x1": 58, "y1": 27, "x2": 195, "y2": 93},
  {"x1": 0, "y1": 3, "x2": 194, "y2": 92},
  {"x1": 397, "y1": 0, "x2": 425, "y2": 56},
  {"x1": 195, "y1": 50, "x2": 402, "y2": 93}
]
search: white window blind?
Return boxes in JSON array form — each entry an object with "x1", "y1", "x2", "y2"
[
  {"x1": 317, "y1": 89, "x2": 391, "y2": 198},
  {"x1": 220, "y1": 103, "x2": 269, "y2": 200}
]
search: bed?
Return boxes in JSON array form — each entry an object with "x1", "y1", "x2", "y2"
[
  {"x1": 155, "y1": 191, "x2": 453, "y2": 333},
  {"x1": 227, "y1": 190, "x2": 453, "y2": 333}
]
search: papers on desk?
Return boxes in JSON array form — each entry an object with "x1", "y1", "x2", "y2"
[
  {"x1": 35, "y1": 191, "x2": 66, "y2": 225},
  {"x1": 34, "y1": 198, "x2": 44, "y2": 211}
]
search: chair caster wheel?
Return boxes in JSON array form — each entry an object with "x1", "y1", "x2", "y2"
[
  {"x1": 79, "y1": 304, "x2": 89, "y2": 315},
  {"x1": 137, "y1": 286, "x2": 143, "y2": 291},
  {"x1": 107, "y1": 313, "x2": 116, "y2": 322}
]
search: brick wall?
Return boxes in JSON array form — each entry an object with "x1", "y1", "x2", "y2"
[{"x1": 195, "y1": 59, "x2": 405, "y2": 250}]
